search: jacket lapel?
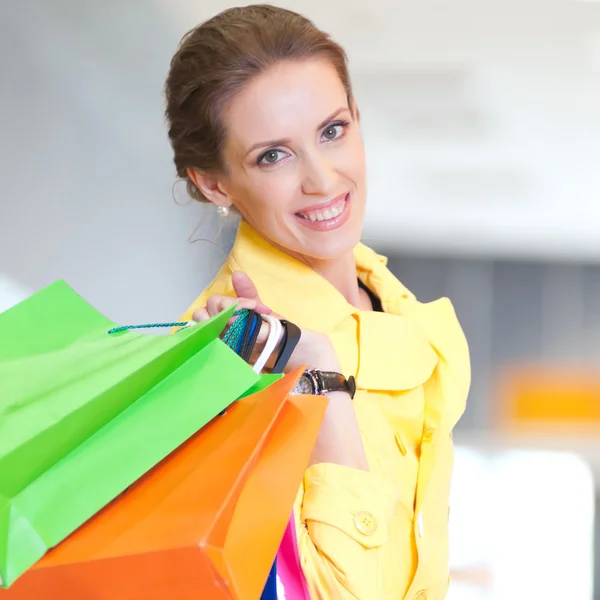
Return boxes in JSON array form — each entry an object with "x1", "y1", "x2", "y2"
[{"x1": 229, "y1": 222, "x2": 441, "y2": 395}]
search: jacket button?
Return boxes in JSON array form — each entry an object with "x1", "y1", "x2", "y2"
[
  {"x1": 414, "y1": 592, "x2": 427, "y2": 600},
  {"x1": 422, "y1": 427, "x2": 436, "y2": 442},
  {"x1": 354, "y1": 511, "x2": 378, "y2": 535}
]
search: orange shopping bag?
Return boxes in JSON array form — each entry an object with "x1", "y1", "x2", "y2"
[{"x1": 1, "y1": 369, "x2": 327, "y2": 600}]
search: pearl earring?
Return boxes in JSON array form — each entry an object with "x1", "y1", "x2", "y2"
[{"x1": 217, "y1": 205, "x2": 230, "y2": 217}]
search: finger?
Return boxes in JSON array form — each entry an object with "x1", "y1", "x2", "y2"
[
  {"x1": 232, "y1": 271, "x2": 261, "y2": 301},
  {"x1": 254, "y1": 303, "x2": 272, "y2": 315},
  {"x1": 191, "y1": 307, "x2": 210, "y2": 322},
  {"x1": 224, "y1": 298, "x2": 262, "y2": 325},
  {"x1": 206, "y1": 295, "x2": 231, "y2": 317},
  {"x1": 218, "y1": 296, "x2": 239, "y2": 312},
  {"x1": 232, "y1": 271, "x2": 272, "y2": 314},
  {"x1": 206, "y1": 293, "x2": 264, "y2": 320}
]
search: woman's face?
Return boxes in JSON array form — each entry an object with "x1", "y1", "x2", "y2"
[{"x1": 215, "y1": 59, "x2": 366, "y2": 263}]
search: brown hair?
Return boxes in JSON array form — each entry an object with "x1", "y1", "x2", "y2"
[{"x1": 164, "y1": 4, "x2": 353, "y2": 203}]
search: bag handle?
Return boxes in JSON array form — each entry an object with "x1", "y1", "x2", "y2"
[
  {"x1": 107, "y1": 321, "x2": 193, "y2": 335},
  {"x1": 105, "y1": 309, "x2": 248, "y2": 336}
]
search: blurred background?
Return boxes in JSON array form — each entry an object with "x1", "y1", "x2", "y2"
[{"x1": 1, "y1": 0, "x2": 599, "y2": 597}]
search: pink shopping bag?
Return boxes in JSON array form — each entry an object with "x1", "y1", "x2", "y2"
[{"x1": 276, "y1": 516, "x2": 311, "y2": 599}]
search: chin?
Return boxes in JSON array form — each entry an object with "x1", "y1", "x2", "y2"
[
  {"x1": 259, "y1": 210, "x2": 364, "y2": 263},
  {"x1": 300, "y1": 227, "x2": 362, "y2": 261}
]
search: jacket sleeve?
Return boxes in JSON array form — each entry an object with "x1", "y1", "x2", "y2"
[{"x1": 294, "y1": 463, "x2": 400, "y2": 599}]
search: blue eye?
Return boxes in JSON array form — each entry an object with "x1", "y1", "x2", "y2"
[
  {"x1": 321, "y1": 120, "x2": 349, "y2": 142},
  {"x1": 258, "y1": 149, "x2": 286, "y2": 166}
]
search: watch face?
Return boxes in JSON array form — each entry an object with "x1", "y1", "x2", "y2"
[{"x1": 296, "y1": 374, "x2": 314, "y2": 395}]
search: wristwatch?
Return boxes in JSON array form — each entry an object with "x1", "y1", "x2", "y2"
[{"x1": 292, "y1": 369, "x2": 356, "y2": 399}]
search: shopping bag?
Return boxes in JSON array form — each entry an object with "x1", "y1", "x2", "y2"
[
  {"x1": 260, "y1": 515, "x2": 310, "y2": 600},
  {"x1": 275, "y1": 516, "x2": 311, "y2": 600},
  {"x1": 0, "y1": 368, "x2": 327, "y2": 600},
  {"x1": 260, "y1": 559, "x2": 279, "y2": 600},
  {"x1": 0, "y1": 280, "x2": 261, "y2": 588}
]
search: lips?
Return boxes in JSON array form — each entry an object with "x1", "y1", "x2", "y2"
[
  {"x1": 294, "y1": 193, "x2": 351, "y2": 232},
  {"x1": 295, "y1": 193, "x2": 349, "y2": 222}
]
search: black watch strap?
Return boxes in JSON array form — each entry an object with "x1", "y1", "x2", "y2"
[{"x1": 303, "y1": 369, "x2": 356, "y2": 399}]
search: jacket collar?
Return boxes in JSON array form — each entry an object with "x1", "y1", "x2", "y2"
[
  {"x1": 228, "y1": 221, "x2": 413, "y2": 330},
  {"x1": 227, "y1": 221, "x2": 440, "y2": 394}
]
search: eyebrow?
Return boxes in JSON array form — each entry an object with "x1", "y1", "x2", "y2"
[{"x1": 245, "y1": 106, "x2": 350, "y2": 156}]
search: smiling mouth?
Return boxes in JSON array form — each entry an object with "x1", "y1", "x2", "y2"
[{"x1": 295, "y1": 194, "x2": 349, "y2": 222}]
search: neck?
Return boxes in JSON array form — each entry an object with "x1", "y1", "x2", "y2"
[
  {"x1": 297, "y1": 251, "x2": 361, "y2": 307},
  {"x1": 240, "y1": 221, "x2": 362, "y2": 307}
]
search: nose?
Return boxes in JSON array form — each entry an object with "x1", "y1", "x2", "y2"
[{"x1": 300, "y1": 152, "x2": 337, "y2": 196}]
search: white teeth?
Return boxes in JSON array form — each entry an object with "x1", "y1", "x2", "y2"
[{"x1": 298, "y1": 197, "x2": 347, "y2": 222}]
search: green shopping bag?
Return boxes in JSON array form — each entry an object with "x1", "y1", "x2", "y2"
[{"x1": 0, "y1": 280, "x2": 261, "y2": 588}]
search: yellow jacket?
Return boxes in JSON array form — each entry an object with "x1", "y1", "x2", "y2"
[{"x1": 179, "y1": 221, "x2": 470, "y2": 600}]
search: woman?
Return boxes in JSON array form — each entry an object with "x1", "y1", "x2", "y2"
[{"x1": 165, "y1": 5, "x2": 470, "y2": 599}]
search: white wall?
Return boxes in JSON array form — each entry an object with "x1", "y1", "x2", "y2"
[{"x1": 0, "y1": 0, "x2": 225, "y2": 323}]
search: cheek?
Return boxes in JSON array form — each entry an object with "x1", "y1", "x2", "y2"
[
  {"x1": 256, "y1": 173, "x2": 298, "y2": 210},
  {"x1": 234, "y1": 171, "x2": 297, "y2": 219},
  {"x1": 343, "y1": 137, "x2": 367, "y2": 186}
]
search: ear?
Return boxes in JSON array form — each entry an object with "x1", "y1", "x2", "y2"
[{"x1": 187, "y1": 168, "x2": 232, "y2": 208}]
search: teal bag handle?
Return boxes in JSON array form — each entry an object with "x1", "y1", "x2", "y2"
[
  {"x1": 107, "y1": 321, "x2": 192, "y2": 335},
  {"x1": 107, "y1": 310, "x2": 250, "y2": 341}
]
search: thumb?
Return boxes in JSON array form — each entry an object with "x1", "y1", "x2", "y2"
[
  {"x1": 231, "y1": 270, "x2": 271, "y2": 314},
  {"x1": 232, "y1": 270, "x2": 260, "y2": 299}
]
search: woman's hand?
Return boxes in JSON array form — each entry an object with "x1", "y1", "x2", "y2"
[
  {"x1": 192, "y1": 271, "x2": 340, "y2": 373},
  {"x1": 192, "y1": 271, "x2": 369, "y2": 471}
]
